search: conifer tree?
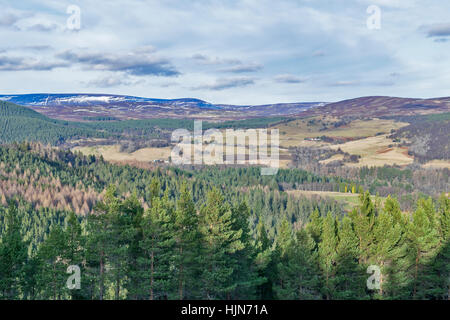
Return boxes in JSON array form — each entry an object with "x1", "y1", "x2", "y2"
[
  {"x1": 349, "y1": 191, "x2": 375, "y2": 265},
  {"x1": 371, "y1": 203, "x2": 403, "y2": 299},
  {"x1": 273, "y1": 219, "x2": 293, "y2": 299},
  {"x1": 86, "y1": 199, "x2": 110, "y2": 300},
  {"x1": 229, "y1": 201, "x2": 263, "y2": 299},
  {"x1": 64, "y1": 211, "x2": 85, "y2": 299},
  {"x1": 254, "y1": 220, "x2": 274, "y2": 300},
  {"x1": 37, "y1": 225, "x2": 67, "y2": 300},
  {"x1": 306, "y1": 208, "x2": 322, "y2": 246},
  {"x1": 174, "y1": 182, "x2": 201, "y2": 299},
  {"x1": 275, "y1": 219, "x2": 320, "y2": 300},
  {"x1": 0, "y1": 202, "x2": 27, "y2": 299},
  {"x1": 335, "y1": 216, "x2": 366, "y2": 299},
  {"x1": 406, "y1": 203, "x2": 441, "y2": 299},
  {"x1": 121, "y1": 193, "x2": 144, "y2": 300},
  {"x1": 198, "y1": 188, "x2": 244, "y2": 299},
  {"x1": 434, "y1": 194, "x2": 450, "y2": 299},
  {"x1": 140, "y1": 191, "x2": 176, "y2": 300},
  {"x1": 318, "y1": 212, "x2": 337, "y2": 299}
]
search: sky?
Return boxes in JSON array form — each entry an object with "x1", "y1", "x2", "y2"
[{"x1": 0, "y1": 0, "x2": 449, "y2": 105}]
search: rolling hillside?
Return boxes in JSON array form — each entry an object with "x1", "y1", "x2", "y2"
[
  {"x1": 0, "y1": 101, "x2": 105, "y2": 145},
  {"x1": 0, "y1": 94, "x2": 322, "y2": 121},
  {"x1": 297, "y1": 96, "x2": 450, "y2": 118}
]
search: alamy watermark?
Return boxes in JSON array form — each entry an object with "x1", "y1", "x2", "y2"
[
  {"x1": 367, "y1": 5, "x2": 381, "y2": 30},
  {"x1": 366, "y1": 265, "x2": 381, "y2": 290},
  {"x1": 66, "y1": 5, "x2": 81, "y2": 30},
  {"x1": 66, "y1": 265, "x2": 81, "y2": 290},
  {"x1": 170, "y1": 121, "x2": 279, "y2": 175}
]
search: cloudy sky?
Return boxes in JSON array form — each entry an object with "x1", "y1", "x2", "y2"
[{"x1": 0, "y1": 0, "x2": 449, "y2": 104}]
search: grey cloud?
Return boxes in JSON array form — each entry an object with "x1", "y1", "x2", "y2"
[
  {"x1": 329, "y1": 80, "x2": 361, "y2": 87},
  {"x1": 193, "y1": 77, "x2": 255, "y2": 91},
  {"x1": 0, "y1": 55, "x2": 67, "y2": 71},
  {"x1": 192, "y1": 53, "x2": 262, "y2": 73},
  {"x1": 221, "y1": 63, "x2": 263, "y2": 73},
  {"x1": 191, "y1": 54, "x2": 241, "y2": 65},
  {"x1": 26, "y1": 23, "x2": 60, "y2": 32},
  {"x1": 58, "y1": 49, "x2": 180, "y2": 77},
  {"x1": 0, "y1": 13, "x2": 60, "y2": 32},
  {"x1": 274, "y1": 74, "x2": 306, "y2": 84},
  {"x1": 22, "y1": 45, "x2": 53, "y2": 51},
  {"x1": 0, "y1": 13, "x2": 20, "y2": 27},
  {"x1": 422, "y1": 23, "x2": 450, "y2": 37},
  {"x1": 0, "y1": 45, "x2": 53, "y2": 54},
  {"x1": 159, "y1": 82, "x2": 179, "y2": 88},
  {"x1": 85, "y1": 76, "x2": 145, "y2": 88},
  {"x1": 329, "y1": 80, "x2": 394, "y2": 87}
]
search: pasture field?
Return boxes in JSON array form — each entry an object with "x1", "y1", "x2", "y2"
[
  {"x1": 274, "y1": 117, "x2": 409, "y2": 148},
  {"x1": 328, "y1": 135, "x2": 414, "y2": 167},
  {"x1": 73, "y1": 145, "x2": 172, "y2": 162}
]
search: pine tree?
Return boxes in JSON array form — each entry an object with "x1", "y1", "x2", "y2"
[
  {"x1": 349, "y1": 191, "x2": 375, "y2": 265},
  {"x1": 254, "y1": 219, "x2": 274, "y2": 300},
  {"x1": 92, "y1": 184, "x2": 128, "y2": 300},
  {"x1": 198, "y1": 188, "x2": 244, "y2": 299},
  {"x1": 64, "y1": 211, "x2": 85, "y2": 299},
  {"x1": 318, "y1": 212, "x2": 337, "y2": 299},
  {"x1": 86, "y1": 200, "x2": 110, "y2": 300},
  {"x1": 140, "y1": 190, "x2": 176, "y2": 300},
  {"x1": 273, "y1": 219, "x2": 294, "y2": 299},
  {"x1": 275, "y1": 219, "x2": 320, "y2": 300},
  {"x1": 37, "y1": 225, "x2": 67, "y2": 300},
  {"x1": 406, "y1": 202, "x2": 441, "y2": 299},
  {"x1": 0, "y1": 201, "x2": 27, "y2": 299},
  {"x1": 306, "y1": 208, "x2": 322, "y2": 246},
  {"x1": 174, "y1": 182, "x2": 201, "y2": 299},
  {"x1": 335, "y1": 216, "x2": 366, "y2": 299},
  {"x1": 121, "y1": 193, "x2": 144, "y2": 300},
  {"x1": 371, "y1": 202, "x2": 403, "y2": 299},
  {"x1": 229, "y1": 201, "x2": 263, "y2": 299},
  {"x1": 435, "y1": 193, "x2": 450, "y2": 299},
  {"x1": 381, "y1": 197, "x2": 410, "y2": 299}
]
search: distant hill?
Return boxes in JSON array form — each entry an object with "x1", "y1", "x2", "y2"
[
  {"x1": 0, "y1": 101, "x2": 291, "y2": 146},
  {"x1": 0, "y1": 94, "x2": 322, "y2": 121},
  {"x1": 0, "y1": 101, "x2": 105, "y2": 145},
  {"x1": 297, "y1": 96, "x2": 450, "y2": 118}
]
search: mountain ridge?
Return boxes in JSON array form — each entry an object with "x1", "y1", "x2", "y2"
[
  {"x1": 297, "y1": 95, "x2": 450, "y2": 118},
  {"x1": 0, "y1": 93, "x2": 323, "y2": 121}
]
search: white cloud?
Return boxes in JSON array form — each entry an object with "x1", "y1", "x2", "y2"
[{"x1": 0, "y1": 0, "x2": 449, "y2": 104}]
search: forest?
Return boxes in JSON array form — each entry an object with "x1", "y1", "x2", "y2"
[
  {"x1": 389, "y1": 113, "x2": 450, "y2": 162},
  {"x1": 0, "y1": 181, "x2": 448, "y2": 300},
  {"x1": 0, "y1": 143, "x2": 448, "y2": 300}
]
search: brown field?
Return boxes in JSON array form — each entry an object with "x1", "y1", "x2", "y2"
[
  {"x1": 274, "y1": 117, "x2": 409, "y2": 148},
  {"x1": 275, "y1": 117, "x2": 413, "y2": 167},
  {"x1": 328, "y1": 135, "x2": 414, "y2": 167},
  {"x1": 422, "y1": 160, "x2": 450, "y2": 169},
  {"x1": 73, "y1": 145, "x2": 172, "y2": 162},
  {"x1": 73, "y1": 141, "x2": 289, "y2": 169},
  {"x1": 71, "y1": 117, "x2": 424, "y2": 169}
]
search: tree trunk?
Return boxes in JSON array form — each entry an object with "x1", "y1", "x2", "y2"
[
  {"x1": 179, "y1": 247, "x2": 184, "y2": 300},
  {"x1": 413, "y1": 249, "x2": 420, "y2": 299},
  {"x1": 150, "y1": 250, "x2": 154, "y2": 300},
  {"x1": 99, "y1": 251, "x2": 104, "y2": 300}
]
